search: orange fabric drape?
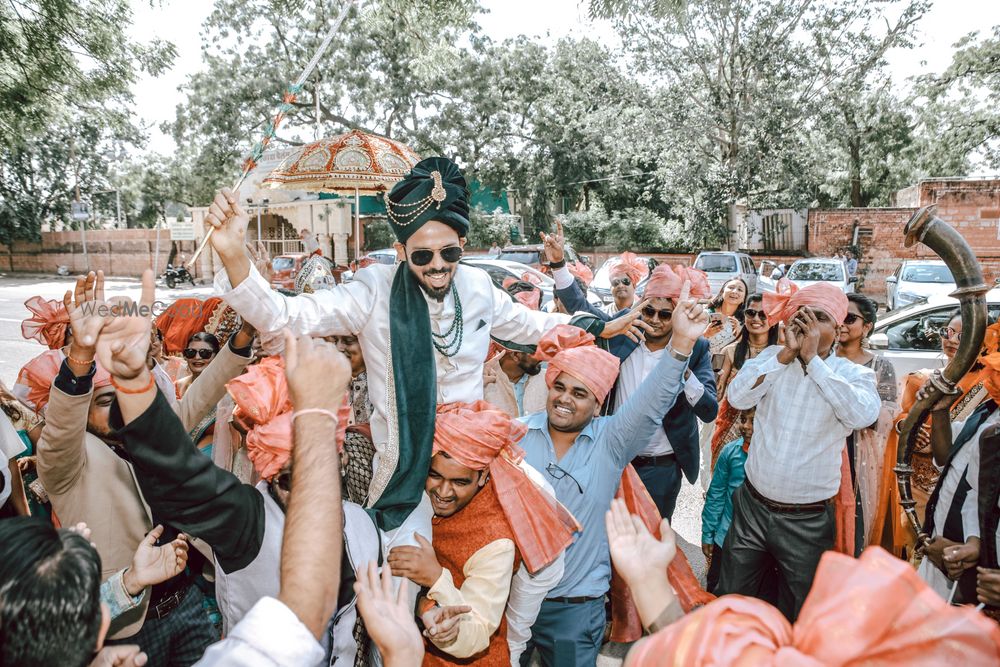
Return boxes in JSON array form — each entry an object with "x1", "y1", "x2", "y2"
[{"x1": 610, "y1": 464, "x2": 715, "y2": 643}]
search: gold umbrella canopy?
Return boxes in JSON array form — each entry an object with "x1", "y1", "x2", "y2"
[{"x1": 262, "y1": 128, "x2": 421, "y2": 194}]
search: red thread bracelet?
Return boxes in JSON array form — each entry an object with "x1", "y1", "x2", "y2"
[{"x1": 110, "y1": 374, "x2": 156, "y2": 395}]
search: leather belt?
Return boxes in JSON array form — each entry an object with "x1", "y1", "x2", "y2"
[
  {"x1": 545, "y1": 595, "x2": 603, "y2": 604},
  {"x1": 632, "y1": 453, "x2": 677, "y2": 467},
  {"x1": 744, "y1": 479, "x2": 832, "y2": 514},
  {"x1": 146, "y1": 585, "x2": 189, "y2": 620}
]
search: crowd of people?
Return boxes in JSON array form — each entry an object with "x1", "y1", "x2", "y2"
[{"x1": 2, "y1": 156, "x2": 1000, "y2": 666}]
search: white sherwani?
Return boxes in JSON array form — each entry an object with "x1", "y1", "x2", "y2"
[{"x1": 216, "y1": 263, "x2": 571, "y2": 545}]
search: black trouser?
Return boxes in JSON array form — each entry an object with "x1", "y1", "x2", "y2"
[{"x1": 716, "y1": 482, "x2": 834, "y2": 621}]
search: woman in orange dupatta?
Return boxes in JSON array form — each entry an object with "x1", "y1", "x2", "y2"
[{"x1": 871, "y1": 315, "x2": 996, "y2": 559}]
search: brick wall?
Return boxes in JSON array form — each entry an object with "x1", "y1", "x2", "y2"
[{"x1": 0, "y1": 229, "x2": 200, "y2": 279}]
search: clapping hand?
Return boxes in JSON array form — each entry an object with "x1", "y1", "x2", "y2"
[
  {"x1": 789, "y1": 307, "x2": 821, "y2": 363},
  {"x1": 354, "y1": 562, "x2": 423, "y2": 667},
  {"x1": 539, "y1": 219, "x2": 565, "y2": 265},
  {"x1": 421, "y1": 604, "x2": 472, "y2": 647},
  {"x1": 123, "y1": 525, "x2": 189, "y2": 596},
  {"x1": 605, "y1": 498, "x2": 676, "y2": 590}
]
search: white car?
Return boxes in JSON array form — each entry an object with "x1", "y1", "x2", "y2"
[
  {"x1": 759, "y1": 257, "x2": 855, "y2": 294},
  {"x1": 886, "y1": 260, "x2": 956, "y2": 311},
  {"x1": 870, "y1": 288, "x2": 1000, "y2": 379}
]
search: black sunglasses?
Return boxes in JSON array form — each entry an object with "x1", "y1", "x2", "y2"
[
  {"x1": 744, "y1": 308, "x2": 767, "y2": 321},
  {"x1": 843, "y1": 313, "x2": 864, "y2": 325},
  {"x1": 183, "y1": 348, "x2": 215, "y2": 360},
  {"x1": 409, "y1": 246, "x2": 463, "y2": 266},
  {"x1": 611, "y1": 277, "x2": 632, "y2": 287},
  {"x1": 641, "y1": 306, "x2": 673, "y2": 321},
  {"x1": 545, "y1": 462, "x2": 583, "y2": 494}
]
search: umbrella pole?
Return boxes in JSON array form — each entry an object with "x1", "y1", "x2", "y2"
[{"x1": 354, "y1": 186, "x2": 360, "y2": 261}]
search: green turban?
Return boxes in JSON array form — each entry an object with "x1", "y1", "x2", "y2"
[{"x1": 386, "y1": 156, "x2": 470, "y2": 244}]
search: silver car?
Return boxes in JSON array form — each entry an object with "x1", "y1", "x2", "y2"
[
  {"x1": 885, "y1": 260, "x2": 956, "y2": 311},
  {"x1": 693, "y1": 251, "x2": 758, "y2": 296},
  {"x1": 870, "y1": 288, "x2": 1000, "y2": 379}
]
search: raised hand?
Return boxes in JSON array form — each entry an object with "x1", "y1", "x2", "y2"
[
  {"x1": 421, "y1": 604, "x2": 472, "y2": 647},
  {"x1": 386, "y1": 533, "x2": 443, "y2": 588},
  {"x1": 123, "y1": 525, "x2": 189, "y2": 596},
  {"x1": 205, "y1": 188, "x2": 251, "y2": 263},
  {"x1": 94, "y1": 270, "x2": 155, "y2": 381},
  {"x1": 248, "y1": 240, "x2": 274, "y2": 282},
  {"x1": 63, "y1": 271, "x2": 108, "y2": 358},
  {"x1": 539, "y1": 219, "x2": 565, "y2": 265},
  {"x1": 600, "y1": 297, "x2": 653, "y2": 343},
  {"x1": 670, "y1": 281, "x2": 710, "y2": 352},
  {"x1": 605, "y1": 498, "x2": 676, "y2": 591},
  {"x1": 793, "y1": 307, "x2": 822, "y2": 363},
  {"x1": 283, "y1": 331, "x2": 352, "y2": 411},
  {"x1": 354, "y1": 561, "x2": 424, "y2": 667}
]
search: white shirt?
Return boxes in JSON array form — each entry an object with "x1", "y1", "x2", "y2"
[
  {"x1": 194, "y1": 596, "x2": 324, "y2": 667},
  {"x1": 216, "y1": 264, "x2": 570, "y2": 506},
  {"x1": 615, "y1": 342, "x2": 704, "y2": 456},
  {"x1": 0, "y1": 415, "x2": 27, "y2": 508},
  {"x1": 727, "y1": 346, "x2": 881, "y2": 503},
  {"x1": 600, "y1": 296, "x2": 638, "y2": 316}
]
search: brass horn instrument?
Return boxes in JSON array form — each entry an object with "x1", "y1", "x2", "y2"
[{"x1": 895, "y1": 205, "x2": 989, "y2": 549}]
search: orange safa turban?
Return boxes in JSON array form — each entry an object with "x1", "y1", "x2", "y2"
[
  {"x1": 609, "y1": 252, "x2": 648, "y2": 285},
  {"x1": 228, "y1": 356, "x2": 350, "y2": 481},
  {"x1": 534, "y1": 325, "x2": 620, "y2": 403},
  {"x1": 21, "y1": 296, "x2": 70, "y2": 350},
  {"x1": 644, "y1": 265, "x2": 711, "y2": 301},
  {"x1": 16, "y1": 350, "x2": 111, "y2": 413},
  {"x1": 567, "y1": 261, "x2": 594, "y2": 287},
  {"x1": 433, "y1": 401, "x2": 579, "y2": 573},
  {"x1": 762, "y1": 278, "x2": 848, "y2": 325},
  {"x1": 626, "y1": 547, "x2": 1000, "y2": 666},
  {"x1": 155, "y1": 297, "x2": 224, "y2": 355}
]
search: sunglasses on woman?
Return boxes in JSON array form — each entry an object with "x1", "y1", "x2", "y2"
[
  {"x1": 641, "y1": 306, "x2": 673, "y2": 321},
  {"x1": 183, "y1": 348, "x2": 215, "y2": 360},
  {"x1": 611, "y1": 277, "x2": 632, "y2": 287},
  {"x1": 842, "y1": 313, "x2": 864, "y2": 325},
  {"x1": 409, "y1": 246, "x2": 463, "y2": 266},
  {"x1": 939, "y1": 326, "x2": 962, "y2": 342},
  {"x1": 744, "y1": 308, "x2": 767, "y2": 321}
]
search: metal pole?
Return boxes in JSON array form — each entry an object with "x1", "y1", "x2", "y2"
[
  {"x1": 256, "y1": 205, "x2": 262, "y2": 242},
  {"x1": 81, "y1": 214, "x2": 89, "y2": 272},
  {"x1": 153, "y1": 218, "x2": 161, "y2": 277},
  {"x1": 354, "y1": 186, "x2": 360, "y2": 261},
  {"x1": 115, "y1": 190, "x2": 122, "y2": 228}
]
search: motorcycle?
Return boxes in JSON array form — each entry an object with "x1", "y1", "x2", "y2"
[{"x1": 163, "y1": 264, "x2": 195, "y2": 289}]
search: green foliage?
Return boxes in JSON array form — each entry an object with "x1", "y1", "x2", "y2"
[
  {"x1": 466, "y1": 209, "x2": 518, "y2": 249},
  {"x1": 562, "y1": 205, "x2": 690, "y2": 251},
  {"x1": 363, "y1": 219, "x2": 395, "y2": 251}
]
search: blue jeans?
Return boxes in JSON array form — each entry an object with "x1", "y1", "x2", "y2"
[
  {"x1": 634, "y1": 458, "x2": 683, "y2": 521},
  {"x1": 520, "y1": 597, "x2": 605, "y2": 667}
]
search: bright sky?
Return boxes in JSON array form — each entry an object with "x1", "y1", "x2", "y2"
[{"x1": 127, "y1": 0, "x2": 1000, "y2": 155}]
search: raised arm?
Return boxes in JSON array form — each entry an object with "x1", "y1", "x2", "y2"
[
  {"x1": 175, "y1": 323, "x2": 254, "y2": 432},
  {"x1": 552, "y1": 266, "x2": 609, "y2": 320}
]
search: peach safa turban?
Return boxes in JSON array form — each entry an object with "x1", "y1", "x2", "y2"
[
  {"x1": 228, "y1": 356, "x2": 350, "y2": 481},
  {"x1": 762, "y1": 278, "x2": 848, "y2": 325},
  {"x1": 534, "y1": 325, "x2": 620, "y2": 403},
  {"x1": 433, "y1": 401, "x2": 579, "y2": 573},
  {"x1": 502, "y1": 275, "x2": 542, "y2": 311},
  {"x1": 567, "y1": 261, "x2": 593, "y2": 287},
  {"x1": 16, "y1": 350, "x2": 111, "y2": 413},
  {"x1": 644, "y1": 265, "x2": 711, "y2": 301},
  {"x1": 626, "y1": 547, "x2": 1000, "y2": 666},
  {"x1": 22, "y1": 297, "x2": 71, "y2": 350},
  {"x1": 609, "y1": 252, "x2": 648, "y2": 284}
]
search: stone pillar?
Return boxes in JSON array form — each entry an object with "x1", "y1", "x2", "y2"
[{"x1": 333, "y1": 233, "x2": 349, "y2": 266}]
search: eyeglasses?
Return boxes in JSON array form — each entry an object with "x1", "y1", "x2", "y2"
[
  {"x1": 939, "y1": 326, "x2": 962, "y2": 342},
  {"x1": 273, "y1": 471, "x2": 292, "y2": 492},
  {"x1": 545, "y1": 462, "x2": 583, "y2": 494},
  {"x1": 183, "y1": 348, "x2": 215, "y2": 360},
  {"x1": 843, "y1": 313, "x2": 863, "y2": 325},
  {"x1": 641, "y1": 306, "x2": 673, "y2": 321},
  {"x1": 409, "y1": 246, "x2": 463, "y2": 266},
  {"x1": 744, "y1": 308, "x2": 767, "y2": 321},
  {"x1": 611, "y1": 277, "x2": 632, "y2": 287}
]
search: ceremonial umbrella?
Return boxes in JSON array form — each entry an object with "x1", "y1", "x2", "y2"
[{"x1": 262, "y1": 129, "x2": 421, "y2": 260}]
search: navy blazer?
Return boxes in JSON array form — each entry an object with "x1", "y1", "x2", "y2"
[{"x1": 555, "y1": 280, "x2": 719, "y2": 484}]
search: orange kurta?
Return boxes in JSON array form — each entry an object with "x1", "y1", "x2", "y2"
[{"x1": 424, "y1": 482, "x2": 521, "y2": 667}]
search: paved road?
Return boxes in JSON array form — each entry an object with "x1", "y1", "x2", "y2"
[{"x1": 0, "y1": 271, "x2": 710, "y2": 665}]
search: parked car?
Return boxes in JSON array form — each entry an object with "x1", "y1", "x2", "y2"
[
  {"x1": 758, "y1": 257, "x2": 855, "y2": 294},
  {"x1": 460, "y1": 257, "x2": 603, "y2": 309},
  {"x1": 496, "y1": 243, "x2": 580, "y2": 272},
  {"x1": 340, "y1": 248, "x2": 399, "y2": 282},
  {"x1": 870, "y1": 288, "x2": 1000, "y2": 379},
  {"x1": 693, "y1": 251, "x2": 758, "y2": 296},
  {"x1": 589, "y1": 256, "x2": 653, "y2": 305},
  {"x1": 270, "y1": 253, "x2": 307, "y2": 290},
  {"x1": 886, "y1": 259, "x2": 956, "y2": 311}
]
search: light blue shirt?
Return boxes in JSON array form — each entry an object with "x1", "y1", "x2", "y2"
[
  {"x1": 519, "y1": 352, "x2": 689, "y2": 597},
  {"x1": 701, "y1": 437, "x2": 747, "y2": 548},
  {"x1": 512, "y1": 372, "x2": 530, "y2": 415}
]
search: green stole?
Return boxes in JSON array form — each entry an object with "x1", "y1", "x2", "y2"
[{"x1": 369, "y1": 263, "x2": 437, "y2": 531}]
